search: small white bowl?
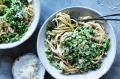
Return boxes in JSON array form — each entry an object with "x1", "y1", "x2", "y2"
[
  {"x1": 37, "y1": 6, "x2": 116, "y2": 79},
  {"x1": 12, "y1": 53, "x2": 45, "y2": 79},
  {"x1": 0, "y1": 0, "x2": 40, "y2": 49}
]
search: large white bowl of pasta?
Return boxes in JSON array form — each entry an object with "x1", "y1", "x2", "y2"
[
  {"x1": 0, "y1": 0, "x2": 40, "y2": 49},
  {"x1": 37, "y1": 7, "x2": 116, "y2": 79}
]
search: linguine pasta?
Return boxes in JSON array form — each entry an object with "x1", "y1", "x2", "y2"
[
  {"x1": 45, "y1": 12, "x2": 110, "y2": 74},
  {"x1": 0, "y1": 0, "x2": 34, "y2": 43}
]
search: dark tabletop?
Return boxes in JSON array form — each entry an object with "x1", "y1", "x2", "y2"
[{"x1": 0, "y1": 0, "x2": 120, "y2": 79}]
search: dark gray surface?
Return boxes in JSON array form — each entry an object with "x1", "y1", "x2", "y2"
[
  {"x1": 0, "y1": 56, "x2": 14, "y2": 79},
  {"x1": 0, "y1": 0, "x2": 120, "y2": 79}
]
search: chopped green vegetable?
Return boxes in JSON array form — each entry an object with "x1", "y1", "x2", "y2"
[
  {"x1": 45, "y1": 13, "x2": 110, "y2": 74},
  {"x1": 0, "y1": 0, "x2": 34, "y2": 43}
]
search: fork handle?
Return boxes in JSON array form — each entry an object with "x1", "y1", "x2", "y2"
[
  {"x1": 80, "y1": 18, "x2": 120, "y2": 21},
  {"x1": 94, "y1": 13, "x2": 120, "y2": 19}
]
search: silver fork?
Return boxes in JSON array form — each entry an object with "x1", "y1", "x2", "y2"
[{"x1": 70, "y1": 13, "x2": 120, "y2": 22}]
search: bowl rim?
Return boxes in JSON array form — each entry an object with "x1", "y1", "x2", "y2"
[
  {"x1": 0, "y1": 0, "x2": 41, "y2": 49},
  {"x1": 37, "y1": 6, "x2": 116, "y2": 79}
]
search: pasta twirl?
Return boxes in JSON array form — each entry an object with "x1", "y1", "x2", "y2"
[
  {"x1": 45, "y1": 12, "x2": 110, "y2": 74},
  {"x1": 0, "y1": 0, "x2": 34, "y2": 43}
]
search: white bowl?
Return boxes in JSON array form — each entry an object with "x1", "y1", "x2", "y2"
[
  {"x1": 37, "y1": 6, "x2": 116, "y2": 79},
  {"x1": 0, "y1": 0, "x2": 40, "y2": 49},
  {"x1": 12, "y1": 53, "x2": 45, "y2": 79}
]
